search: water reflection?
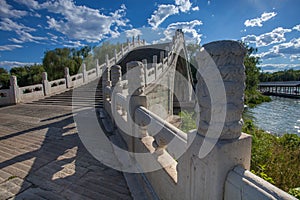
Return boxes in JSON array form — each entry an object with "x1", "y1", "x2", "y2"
[{"x1": 247, "y1": 96, "x2": 300, "y2": 136}]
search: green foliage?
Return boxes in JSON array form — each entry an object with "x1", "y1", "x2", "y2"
[
  {"x1": 260, "y1": 69, "x2": 300, "y2": 82},
  {"x1": 43, "y1": 46, "x2": 91, "y2": 80},
  {"x1": 240, "y1": 42, "x2": 271, "y2": 107},
  {"x1": 178, "y1": 111, "x2": 196, "y2": 133},
  {"x1": 186, "y1": 43, "x2": 201, "y2": 83},
  {"x1": 0, "y1": 68, "x2": 10, "y2": 89},
  {"x1": 244, "y1": 90, "x2": 271, "y2": 108},
  {"x1": 10, "y1": 64, "x2": 44, "y2": 87},
  {"x1": 289, "y1": 187, "x2": 300, "y2": 199},
  {"x1": 243, "y1": 118, "x2": 300, "y2": 194}
]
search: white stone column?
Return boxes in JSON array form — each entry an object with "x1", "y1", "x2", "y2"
[
  {"x1": 114, "y1": 49, "x2": 118, "y2": 64},
  {"x1": 42, "y1": 72, "x2": 50, "y2": 96},
  {"x1": 64, "y1": 67, "x2": 71, "y2": 88},
  {"x1": 82, "y1": 63, "x2": 87, "y2": 83},
  {"x1": 95, "y1": 59, "x2": 100, "y2": 77},
  {"x1": 177, "y1": 40, "x2": 252, "y2": 200},
  {"x1": 142, "y1": 59, "x2": 147, "y2": 85},
  {"x1": 153, "y1": 55, "x2": 157, "y2": 79},
  {"x1": 127, "y1": 61, "x2": 147, "y2": 152},
  {"x1": 9, "y1": 76, "x2": 19, "y2": 104}
]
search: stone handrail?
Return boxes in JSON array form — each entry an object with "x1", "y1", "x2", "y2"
[
  {"x1": 104, "y1": 32, "x2": 296, "y2": 199},
  {"x1": 225, "y1": 165, "x2": 297, "y2": 200},
  {"x1": 0, "y1": 36, "x2": 145, "y2": 106}
]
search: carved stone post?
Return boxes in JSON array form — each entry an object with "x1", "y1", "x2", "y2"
[
  {"x1": 95, "y1": 59, "x2": 100, "y2": 77},
  {"x1": 142, "y1": 59, "x2": 147, "y2": 85},
  {"x1": 42, "y1": 72, "x2": 50, "y2": 96},
  {"x1": 127, "y1": 38, "x2": 130, "y2": 49},
  {"x1": 102, "y1": 55, "x2": 111, "y2": 104},
  {"x1": 121, "y1": 44, "x2": 124, "y2": 57},
  {"x1": 64, "y1": 67, "x2": 71, "y2": 88},
  {"x1": 9, "y1": 76, "x2": 19, "y2": 104},
  {"x1": 82, "y1": 63, "x2": 87, "y2": 83},
  {"x1": 153, "y1": 55, "x2": 157, "y2": 79},
  {"x1": 127, "y1": 61, "x2": 147, "y2": 152},
  {"x1": 177, "y1": 41, "x2": 252, "y2": 200},
  {"x1": 114, "y1": 49, "x2": 118, "y2": 64},
  {"x1": 132, "y1": 36, "x2": 135, "y2": 47}
]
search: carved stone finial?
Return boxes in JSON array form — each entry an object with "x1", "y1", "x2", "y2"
[
  {"x1": 111, "y1": 65, "x2": 122, "y2": 93},
  {"x1": 42, "y1": 72, "x2": 48, "y2": 81},
  {"x1": 127, "y1": 61, "x2": 145, "y2": 96},
  {"x1": 195, "y1": 40, "x2": 246, "y2": 140}
]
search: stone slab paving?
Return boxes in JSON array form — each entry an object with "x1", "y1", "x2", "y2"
[{"x1": 0, "y1": 102, "x2": 132, "y2": 200}]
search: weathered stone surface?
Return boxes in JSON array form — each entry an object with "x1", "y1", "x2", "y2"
[{"x1": 0, "y1": 84, "x2": 133, "y2": 199}]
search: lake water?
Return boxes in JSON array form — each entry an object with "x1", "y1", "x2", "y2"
[{"x1": 247, "y1": 96, "x2": 300, "y2": 136}]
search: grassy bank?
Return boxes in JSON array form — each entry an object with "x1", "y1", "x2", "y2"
[
  {"x1": 178, "y1": 111, "x2": 300, "y2": 198},
  {"x1": 242, "y1": 119, "x2": 300, "y2": 198},
  {"x1": 244, "y1": 90, "x2": 271, "y2": 108}
]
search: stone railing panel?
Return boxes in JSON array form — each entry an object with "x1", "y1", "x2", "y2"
[
  {"x1": 49, "y1": 78, "x2": 67, "y2": 94},
  {"x1": 19, "y1": 84, "x2": 44, "y2": 102},
  {"x1": 225, "y1": 165, "x2": 297, "y2": 200},
  {"x1": 0, "y1": 89, "x2": 11, "y2": 106}
]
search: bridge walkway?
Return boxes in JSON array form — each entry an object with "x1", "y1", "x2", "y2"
[{"x1": 0, "y1": 78, "x2": 134, "y2": 199}]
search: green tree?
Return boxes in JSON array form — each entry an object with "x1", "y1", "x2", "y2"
[
  {"x1": 0, "y1": 68, "x2": 10, "y2": 89},
  {"x1": 43, "y1": 46, "x2": 91, "y2": 80}
]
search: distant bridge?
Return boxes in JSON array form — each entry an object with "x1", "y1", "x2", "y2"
[
  {"x1": 259, "y1": 81, "x2": 300, "y2": 99},
  {"x1": 0, "y1": 30, "x2": 296, "y2": 199}
]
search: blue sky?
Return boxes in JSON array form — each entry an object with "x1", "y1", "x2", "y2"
[{"x1": 0, "y1": 0, "x2": 300, "y2": 72}]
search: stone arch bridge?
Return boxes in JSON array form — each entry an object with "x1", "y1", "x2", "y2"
[{"x1": 0, "y1": 30, "x2": 296, "y2": 199}]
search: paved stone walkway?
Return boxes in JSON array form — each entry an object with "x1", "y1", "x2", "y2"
[{"x1": 0, "y1": 83, "x2": 133, "y2": 199}]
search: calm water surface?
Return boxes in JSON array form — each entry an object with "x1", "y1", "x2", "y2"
[{"x1": 247, "y1": 96, "x2": 300, "y2": 136}]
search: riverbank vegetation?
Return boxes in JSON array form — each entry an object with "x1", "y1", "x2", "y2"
[
  {"x1": 178, "y1": 111, "x2": 300, "y2": 198},
  {"x1": 242, "y1": 118, "x2": 300, "y2": 198},
  {"x1": 260, "y1": 69, "x2": 300, "y2": 82}
]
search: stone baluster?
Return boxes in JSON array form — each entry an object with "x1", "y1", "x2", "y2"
[
  {"x1": 64, "y1": 67, "x2": 71, "y2": 88},
  {"x1": 9, "y1": 76, "x2": 19, "y2": 104},
  {"x1": 95, "y1": 59, "x2": 100, "y2": 77},
  {"x1": 153, "y1": 55, "x2": 157, "y2": 79},
  {"x1": 142, "y1": 59, "x2": 147, "y2": 85},
  {"x1": 114, "y1": 49, "x2": 118, "y2": 64},
  {"x1": 42, "y1": 72, "x2": 50, "y2": 96},
  {"x1": 127, "y1": 61, "x2": 147, "y2": 151},
  {"x1": 82, "y1": 63, "x2": 87, "y2": 83},
  {"x1": 132, "y1": 36, "x2": 135, "y2": 47},
  {"x1": 178, "y1": 40, "x2": 251, "y2": 200},
  {"x1": 127, "y1": 38, "x2": 130, "y2": 50},
  {"x1": 121, "y1": 44, "x2": 124, "y2": 57},
  {"x1": 102, "y1": 62, "x2": 111, "y2": 102}
]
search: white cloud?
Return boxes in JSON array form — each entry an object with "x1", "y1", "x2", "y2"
[
  {"x1": 0, "y1": 18, "x2": 35, "y2": 32},
  {"x1": 272, "y1": 38, "x2": 300, "y2": 55},
  {"x1": 244, "y1": 12, "x2": 277, "y2": 27},
  {"x1": 0, "y1": 61, "x2": 36, "y2": 70},
  {"x1": 175, "y1": 0, "x2": 192, "y2": 13},
  {"x1": 14, "y1": 0, "x2": 40, "y2": 9},
  {"x1": 148, "y1": 0, "x2": 195, "y2": 29},
  {"x1": 293, "y1": 24, "x2": 300, "y2": 32},
  {"x1": 0, "y1": 18, "x2": 47, "y2": 44},
  {"x1": 254, "y1": 38, "x2": 300, "y2": 63},
  {"x1": 192, "y1": 6, "x2": 199, "y2": 11},
  {"x1": 125, "y1": 29, "x2": 142, "y2": 38},
  {"x1": 242, "y1": 27, "x2": 292, "y2": 47},
  {"x1": 154, "y1": 20, "x2": 203, "y2": 44},
  {"x1": 0, "y1": 44, "x2": 23, "y2": 51},
  {"x1": 258, "y1": 63, "x2": 300, "y2": 72},
  {"x1": 0, "y1": 0, "x2": 27, "y2": 18},
  {"x1": 148, "y1": 5, "x2": 179, "y2": 29},
  {"x1": 290, "y1": 54, "x2": 300, "y2": 61},
  {"x1": 40, "y1": 0, "x2": 129, "y2": 42}
]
